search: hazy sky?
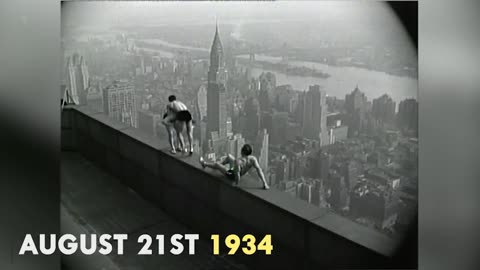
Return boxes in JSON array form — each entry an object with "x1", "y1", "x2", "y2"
[
  {"x1": 62, "y1": 1, "x2": 401, "y2": 29},
  {"x1": 62, "y1": 1, "x2": 416, "y2": 52}
]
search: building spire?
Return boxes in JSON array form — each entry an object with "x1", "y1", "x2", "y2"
[
  {"x1": 211, "y1": 19, "x2": 223, "y2": 53},
  {"x1": 354, "y1": 84, "x2": 360, "y2": 92},
  {"x1": 214, "y1": 19, "x2": 220, "y2": 43}
]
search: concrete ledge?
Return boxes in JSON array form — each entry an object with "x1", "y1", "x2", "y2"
[
  {"x1": 117, "y1": 131, "x2": 161, "y2": 175},
  {"x1": 61, "y1": 106, "x2": 398, "y2": 269}
]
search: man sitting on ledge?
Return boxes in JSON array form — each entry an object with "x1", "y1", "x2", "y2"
[{"x1": 199, "y1": 144, "x2": 270, "y2": 190}]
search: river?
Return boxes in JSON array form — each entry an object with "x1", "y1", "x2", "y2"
[
  {"x1": 137, "y1": 38, "x2": 417, "y2": 103},
  {"x1": 237, "y1": 54, "x2": 417, "y2": 103},
  {"x1": 79, "y1": 34, "x2": 418, "y2": 103}
]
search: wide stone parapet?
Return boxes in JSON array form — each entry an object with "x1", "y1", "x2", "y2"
[{"x1": 61, "y1": 105, "x2": 400, "y2": 269}]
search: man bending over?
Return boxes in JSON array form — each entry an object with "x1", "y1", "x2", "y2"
[
  {"x1": 199, "y1": 144, "x2": 270, "y2": 190},
  {"x1": 162, "y1": 95, "x2": 194, "y2": 154}
]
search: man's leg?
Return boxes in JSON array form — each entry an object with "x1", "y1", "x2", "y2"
[
  {"x1": 174, "y1": 121, "x2": 185, "y2": 152},
  {"x1": 199, "y1": 157, "x2": 229, "y2": 175},
  {"x1": 259, "y1": 175, "x2": 270, "y2": 190},
  {"x1": 221, "y1": 154, "x2": 235, "y2": 167},
  {"x1": 163, "y1": 115, "x2": 177, "y2": 153},
  {"x1": 165, "y1": 124, "x2": 176, "y2": 153},
  {"x1": 186, "y1": 120, "x2": 194, "y2": 154}
]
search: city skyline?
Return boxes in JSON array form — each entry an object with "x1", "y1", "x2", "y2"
[{"x1": 61, "y1": 1, "x2": 418, "y2": 241}]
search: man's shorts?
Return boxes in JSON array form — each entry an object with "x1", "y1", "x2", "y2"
[{"x1": 176, "y1": 110, "x2": 192, "y2": 122}]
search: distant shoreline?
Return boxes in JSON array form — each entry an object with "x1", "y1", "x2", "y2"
[{"x1": 236, "y1": 58, "x2": 331, "y2": 79}]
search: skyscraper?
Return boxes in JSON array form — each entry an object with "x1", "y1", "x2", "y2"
[
  {"x1": 345, "y1": 85, "x2": 369, "y2": 137},
  {"x1": 326, "y1": 170, "x2": 349, "y2": 211},
  {"x1": 273, "y1": 156, "x2": 290, "y2": 186},
  {"x1": 66, "y1": 53, "x2": 89, "y2": 105},
  {"x1": 256, "y1": 129, "x2": 269, "y2": 180},
  {"x1": 397, "y1": 98, "x2": 418, "y2": 135},
  {"x1": 258, "y1": 87, "x2": 271, "y2": 112},
  {"x1": 345, "y1": 85, "x2": 368, "y2": 115},
  {"x1": 207, "y1": 24, "x2": 228, "y2": 142},
  {"x1": 226, "y1": 117, "x2": 233, "y2": 137},
  {"x1": 103, "y1": 81, "x2": 137, "y2": 128},
  {"x1": 244, "y1": 97, "x2": 261, "y2": 142},
  {"x1": 302, "y1": 85, "x2": 328, "y2": 145},
  {"x1": 350, "y1": 181, "x2": 398, "y2": 230},
  {"x1": 372, "y1": 94, "x2": 396, "y2": 125},
  {"x1": 274, "y1": 84, "x2": 295, "y2": 112},
  {"x1": 197, "y1": 84, "x2": 207, "y2": 121},
  {"x1": 270, "y1": 111, "x2": 289, "y2": 145},
  {"x1": 310, "y1": 150, "x2": 331, "y2": 181},
  {"x1": 259, "y1": 72, "x2": 276, "y2": 103},
  {"x1": 297, "y1": 182, "x2": 313, "y2": 203},
  {"x1": 342, "y1": 161, "x2": 360, "y2": 191},
  {"x1": 312, "y1": 179, "x2": 328, "y2": 207}
]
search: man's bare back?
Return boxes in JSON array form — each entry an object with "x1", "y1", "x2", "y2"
[{"x1": 236, "y1": 155, "x2": 259, "y2": 176}]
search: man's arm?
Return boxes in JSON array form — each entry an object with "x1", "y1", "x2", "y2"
[
  {"x1": 234, "y1": 159, "x2": 241, "y2": 185},
  {"x1": 252, "y1": 157, "x2": 267, "y2": 185}
]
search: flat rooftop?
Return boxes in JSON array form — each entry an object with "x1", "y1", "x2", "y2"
[{"x1": 62, "y1": 151, "x2": 247, "y2": 270}]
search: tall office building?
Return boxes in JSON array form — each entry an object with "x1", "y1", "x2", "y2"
[
  {"x1": 226, "y1": 117, "x2": 233, "y2": 137},
  {"x1": 326, "y1": 170, "x2": 349, "y2": 211},
  {"x1": 273, "y1": 156, "x2": 290, "y2": 186},
  {"x1": 297, "y1": 182, "x2": 313, "y2": 203},
  {"x1": 372, "y1": 94, "x2": 396, "y2": 125},
  {"x1": 350, "y1": 182, "x2": 399, "y2": 229},
  {"x1": 345, "y1": 85, "x2": 369, "y2": 137},
  {"x1": 342, "y1": 161, "x2": 360, "y2": 191},
  {"x1": 66, "y1": 53, "x2": 89, "y2": 105},
  {"x1": 134, "y1": 54, "x2": 145, "y2": 76},
  {"x1": 103, "y1": 81, "x2": 137, "y2": 128},
  {"x1": 397, "y1": 98, "x2": 418, "y2": 134},
  {"x1": 302, "y1": 85, "x2": 328, "y2": 145},
  {"x1": 295, "y1": 91, "x2": 305, "y2": 125},
  {"x1": 256, "y1": 129, "x2": 269, "y2": 180},
  {"x1": 310, "y1": 150, "x2": 331, "y2": 181},
  {"x1": 270, "y1": 111, "x2": 289, "y2": 145},
  {"x1": 345, "y1": 85, "x2": 368, "y2": 114},
  {"x1": 312, "y1": 179, "x2": 328, "y2": 207},
  {"x1": 258, "y1": 88, "x2": 271, "y2": 112},
  {"x1": 259, "y1": 72, "x2": 276, "y2": 102},
  {"x1": 244, "y1": 97, "x2": 261, "y2": 142},
  {"x1": 197, "y1": 84, "x2": 207, "y2": 121},
  {"x1": 274, "y1": 84, "x2": 295, "y2": 112},
  {"x1": 207, "y1": 24, "x2": 228, "y2": 141}
]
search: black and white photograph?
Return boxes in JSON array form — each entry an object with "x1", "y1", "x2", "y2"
[
  {"x1": 59, "y1": 1, "x2": 418, "y2": 269},
  {"x1": 6, "y1": 0, "x2": 480, "y2": 270}
]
